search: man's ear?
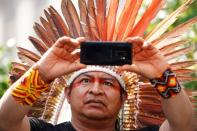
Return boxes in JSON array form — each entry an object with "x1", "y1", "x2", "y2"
[{"x1": 64, "y1": 87, "x2": 71, "y2": 104}]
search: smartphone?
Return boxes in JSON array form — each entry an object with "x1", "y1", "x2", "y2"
[{"x1": 80, "y1": 41, "x2": 132, "y2": 65}]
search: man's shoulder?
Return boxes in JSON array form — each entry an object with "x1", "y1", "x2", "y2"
[
  {"x1": 136, "y1": 125, "x2": 160, "y2": 131},
  {"x1": 29, "y1": 117, "x2": 75, "y2": 131},
  {"x1": 55, "y1": 121, "x2": 75, "y2": 131},
  {"x1": 29, "y1": 117, "x2": 159, "y2": 131}
]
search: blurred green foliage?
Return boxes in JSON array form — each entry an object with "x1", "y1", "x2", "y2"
[
  {"x1": 0, "y1": 46, "x2": 11, "y2": 98},
  {"x1": 148, "y1": 0, "x2": 197, "y2": 90},
  {"x1": 168, "y1": 0, "x2": 197, "y2": 90},
  {"x1": 184, "y1": 73, "x2": 197, "y2": 90}
]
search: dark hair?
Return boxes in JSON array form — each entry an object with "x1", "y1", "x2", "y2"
[{"x1": 115, "y1": 117, "x2": 122, "y2": 131}]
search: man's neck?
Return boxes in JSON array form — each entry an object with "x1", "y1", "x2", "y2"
[{"x1": 71, "y1": 116, "x2": 117, "y2": 131}]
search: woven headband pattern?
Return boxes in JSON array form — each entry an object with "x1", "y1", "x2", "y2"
[{"x1": 67, "y1": 66, "x2": 126, "y2": 91}]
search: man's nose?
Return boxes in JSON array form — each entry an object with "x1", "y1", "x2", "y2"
[{"x1": 88, "y1": 82, "x2": 103, "y2": 95}]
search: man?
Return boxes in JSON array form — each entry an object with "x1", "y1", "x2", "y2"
[{"x1": 0, "y1": 36, "x2": 194, "y2": 131}]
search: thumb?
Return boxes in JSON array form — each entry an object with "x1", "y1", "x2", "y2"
[
  {"x1": 118, "y1": 64, "x2": 140, "y2": 74},
  {"x1": 76, "y1": 37, "x2": 86, "y2": 43}
]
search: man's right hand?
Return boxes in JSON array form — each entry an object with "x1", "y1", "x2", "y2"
[{"x1": 36, "y1": 36, "x2": 86, "y2": 83}]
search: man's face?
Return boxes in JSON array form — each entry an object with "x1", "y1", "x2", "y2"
[{"x1": 66, "y1": 71, "x2": 125, "y2": 120}]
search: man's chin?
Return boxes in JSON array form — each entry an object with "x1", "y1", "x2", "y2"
[
  {"x1": 82, "y1": 110, "x2": 109, "y2": 120},
  {"x1": 84, "y1": 114, "x2": 107, "y2": 120}
]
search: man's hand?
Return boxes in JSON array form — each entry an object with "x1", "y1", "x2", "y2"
[
  {"x1": 118, "y1": 37, "x2": 169, "y2": 79},
  {"x1": 36, "y1": 36, "x2": 86, "y2": 83}
]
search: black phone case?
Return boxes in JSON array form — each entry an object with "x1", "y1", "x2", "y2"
[{"x1": 80, "y1": 41, "x2": 132, "y2": 65}]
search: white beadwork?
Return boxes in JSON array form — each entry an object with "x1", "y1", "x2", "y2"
[{"x1": 67, "y1": 66, "x2": 126, "y2": 90}]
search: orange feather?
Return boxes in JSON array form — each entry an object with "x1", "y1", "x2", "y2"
[
  {"x1": 122, "y1": 0, "x2": 143, "y2": 40},
  {"x1": 96, "y1": 0, "x2": 107, "y2": 40},
  {"x1": 78, "y1": 0, "x2": 91, "y2": 39},
  {"x1": 106, "y1": 0, "x2": 119, "y2": 41},
  {"x1": 87, "y1": 0, "x2": 100, "y2": 40},
  {"x1": 40, "y1": 17, "x2": 56, "y2": 43},
  {"x1": 48, "y1": 6, "x2": 70, "y2": 37},
  {"x1": 113, "y1": 0, "x2": 136, "y2": 41},
  {"x1": 129, "y1": 0, "x2": 165, "y2": 37}
]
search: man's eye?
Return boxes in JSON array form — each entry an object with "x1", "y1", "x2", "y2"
[
  {"x1": 103, "y1": 81, "x2": 113, "y2": 87},
  {"x1": 81, "y1": 78, "x2": 90, "y2": 83}
]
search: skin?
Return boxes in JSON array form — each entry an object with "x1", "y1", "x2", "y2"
[
  {"x1": 0, "y1": 36, "x2": 195, "y2": 131},
  {"x1": 66, "y1": 71, "x2": 126, "y2": 131}
]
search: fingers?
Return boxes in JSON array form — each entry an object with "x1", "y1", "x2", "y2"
[
  {"x1": 126, "y1": 37, "x2": 159, "y2": 56},
  {"x1": 126, "y1": 36, "x2": 144, "y2": 54},
  {"x1": 76, "y1": 37, "x2": 86, "y2": 43},
  {"x1": 117, "y1": 64, "x2": 140, "y2": 74},
  {"x1": 68, "y1": 62, "x2": 86, "y2": 74},
  {"x1": 54, "y1": 36, "x2": 84, "y2": 52},
  {"x1": 143, "y1": 44, "x2": 159, "y2": 57},
  {"x1": 70, "y1": 52, "x2": 80, "y2": 62},
  {"x1": 54, "y1": 36, "x2": 71, "y2": 48},
  {"x1": 126, "y1": 36, "x2": 144, "y2": 45}
]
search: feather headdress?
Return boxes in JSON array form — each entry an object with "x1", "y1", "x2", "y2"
[{"x1": 9, "y1": 0, "x2": 197, "y2": 130}]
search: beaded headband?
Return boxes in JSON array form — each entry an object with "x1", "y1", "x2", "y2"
[{"x1": 67, "y1": 66, "x2": 126, "y2": 91}]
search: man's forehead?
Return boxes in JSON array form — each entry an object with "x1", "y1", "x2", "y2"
[
  {"x1": 77, "y1": 71, "x2": 117, "y2": 80},
  {"x1": 67, "y1": 66, "x2": 126, "y2": 90}
]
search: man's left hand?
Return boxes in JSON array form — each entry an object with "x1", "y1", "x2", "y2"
[{"x1": 118, "y1": 37, "x2": 169, "y2": 79}]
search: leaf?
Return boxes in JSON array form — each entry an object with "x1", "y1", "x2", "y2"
[
  {"x1": 0, "y1": 82, "x2": 8, "y2": 90},
  {"x1": 0, "y1": 67, "x2": 6, "y2": 75}
]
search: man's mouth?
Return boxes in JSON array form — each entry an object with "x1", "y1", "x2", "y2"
[{"x1": 85, "y1": 99, "x2": 106, "y2": 107}]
